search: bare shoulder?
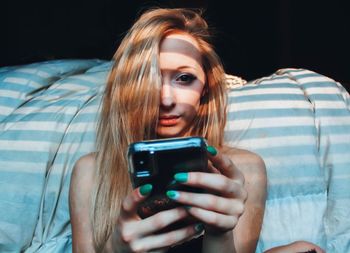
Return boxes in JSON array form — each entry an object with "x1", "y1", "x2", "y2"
[
  {"x1": 221, "y1": 146, "x2": 267, "y2": 200},
  {"x1": 71, "y1": 153, "x2": 97, "y2": 184},
  {"x1": 73, "y1": 152, "x2": 97, "y2": 174},
  {"x1": 69, "y1": 152, "x2": 97, "y2": 209},
  {"x1": 222, "y1": 146, "x2": 266, "y2": 178}
]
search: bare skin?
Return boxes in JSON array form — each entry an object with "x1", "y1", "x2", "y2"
[
  {"x1": 69, "y1": 146, "x2": 267, "y2": 253},
  {"x1": 264, "y1": 241, "x2": 325, "y2": 253}
]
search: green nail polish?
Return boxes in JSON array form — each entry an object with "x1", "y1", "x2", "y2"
[
  {"x1": 207, "y1": 146, "x2": 217, "y2": 156},
  {"x1": 139, "y1": 184, "x2": 152, "y2": 196},
  {"x1": 174, "y1": 172, "x2": 188, "y2": 183},
  {"x1": 166, "y1": 190, "x2": 180, "y2": 200},
  {"x1": 184, "y1": 205, "x2": 192, "y2": 210},
  {"x1": 194, "y1": 223, "x2": 204, "y2": 232}
]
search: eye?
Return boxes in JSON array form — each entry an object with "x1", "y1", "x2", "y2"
[{"x1": 175, "y1": 73, "x2": 196, "y2": 84}]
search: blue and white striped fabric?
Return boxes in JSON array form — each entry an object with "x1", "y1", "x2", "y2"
[
  {"x1": 0, "y1": 60, "x2": 349, "y2": 253},
  {"x1": 225, "y1": 69, "x2": 350, "y2": 252},
  {"x1": 0, "y1": 60, "x2": 109, "y2": 252}
]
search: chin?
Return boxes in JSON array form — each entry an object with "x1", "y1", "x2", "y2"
[
  {"x1": 156, "y1": 123, "x2": 192, "y2": 138},
  {"x1": 156, "y1": 128, "x2": 182, "y2": 138},
  {"x1": 157, "y1": 132, "x2": 180, "y2": 139}
]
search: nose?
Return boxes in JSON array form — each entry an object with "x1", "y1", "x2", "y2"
[{"x1": 160, "y1": 82, "x2": 175, "y2": 109}]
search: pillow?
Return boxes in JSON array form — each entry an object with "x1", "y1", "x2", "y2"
[
  {"x1": 279, "y1": 69, "x2": 350, "y2": 252},
  {"x1": 225, "y1": 68, "x2": 350, "y2": 252},
  {"x1": 0, "y1": 59, "x2": 107, "y2": 252}
]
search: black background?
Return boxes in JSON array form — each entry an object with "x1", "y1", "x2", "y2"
[{"x1": 2, "y1": 0, "x2": 349, "y2": 89}]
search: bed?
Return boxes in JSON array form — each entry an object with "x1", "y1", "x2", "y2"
[{"x1": 0, "y1": 59, "x2": 349, "y2": 252}]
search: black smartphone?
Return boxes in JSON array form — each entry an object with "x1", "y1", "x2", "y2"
[{"x1": 127, "y1": 136, "x2": 208, "y2": 219}]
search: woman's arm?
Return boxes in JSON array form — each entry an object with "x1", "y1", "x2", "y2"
[
  {"x1": 229, "y1": 148, "x2": 267, "y2": 253},
  {"x1": 69, "y1": 154, "x2": 124, "y2": 253},
  {"x1": 69, "y1": 154, "x2": 97, "y2": 253},
  {"x1": 264, "y1": 241, "x2": 325, "y2": 253}
]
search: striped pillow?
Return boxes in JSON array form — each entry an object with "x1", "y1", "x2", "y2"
[
  {"x1": 0, "y1": 59, "x2": 107, "y2": 252},
  {"x1": 225, "y1": 68, "x2": 350, "y2": 252}
]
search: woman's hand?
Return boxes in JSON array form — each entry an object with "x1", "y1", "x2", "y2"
[
  {"x1": 112, "y1": 184, "x2": 204, "y2": 253},
  {"x1": 165, "y1": 146, "x2": 248, "y2": 235},
  {"x1": 264, "y1": 240, "x2": 325, "y2": 253}
]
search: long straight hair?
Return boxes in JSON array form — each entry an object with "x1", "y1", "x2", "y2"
[{"x1": 92, "y1": 8, "x2": 227, "y2": 250}]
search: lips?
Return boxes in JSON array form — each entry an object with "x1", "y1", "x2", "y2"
[{"x1": 158, "y1": 115, "x2": 180, "y2": 126}]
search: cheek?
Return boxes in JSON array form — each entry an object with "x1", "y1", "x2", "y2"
[
  {"x1": 179, "y1": 92, "x2": 202, "y2": 124},
  {"x1": 178, "y1": 91, "x2": 201, "y2": 109},
  {"x1": 176, "y1": 81, "x2": 204, "y2": 109},
  {"x1": 181, "y1": 103, "x2": 199, "y2": 125}
]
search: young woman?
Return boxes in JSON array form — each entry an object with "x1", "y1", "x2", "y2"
[{"x1": 69, "y1": 8, "x2": 323, "y2": 253}]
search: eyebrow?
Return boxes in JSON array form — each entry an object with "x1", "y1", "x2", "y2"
[
  {"x1": 160, "y1": 66, "x2": 200, "y2": 75},
  {"x1": 176, "y1": 66, "x2": 198, "y2": 71}
]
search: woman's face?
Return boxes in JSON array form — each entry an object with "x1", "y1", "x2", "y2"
[{"x1": 157, "y1": 32, "x2": 206, "y2": 138}]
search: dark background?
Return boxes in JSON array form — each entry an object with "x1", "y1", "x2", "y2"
[{"x1": 2, "y1": 0, "x2": 349, "y2": 88}]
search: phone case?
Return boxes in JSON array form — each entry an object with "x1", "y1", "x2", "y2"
[{"x1": 128, "y1": 137, "x2": 208, "y2": 220}]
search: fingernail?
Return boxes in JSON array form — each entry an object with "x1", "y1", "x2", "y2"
[
  {"x1": 174, "y1": 172, "x2": 188, "y2": 183},
  {"x1": 194, "y1": 223, "x2": 204, "y2": 232},
  {"x1": 184, "y1": 205, "x2": 192, "y2": 210},
  {"x1": 166, "y1": 190, "x2": 180, "y2": 200},
  {"x1": 139, "y1": 184, "x2": 153, "y2": 196},
  {"x1": 206, "y1": 146, "x2": 217, "y2": 156}
]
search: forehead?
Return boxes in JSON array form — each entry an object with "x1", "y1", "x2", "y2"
[{"x1": 159, "y1": 32, "x2": 203, "y2": 65}]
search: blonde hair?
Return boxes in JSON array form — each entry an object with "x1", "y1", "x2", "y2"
[{"x1": 92, "y1": 8, "x2": 227, "y2": 250}]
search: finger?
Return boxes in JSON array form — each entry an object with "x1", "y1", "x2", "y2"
[
  {"x1": 166, "y1": 190, "x2": 245, "y2": 216},
  {"x1": 174, "y1": 172, "x2": 247, "y2": 199},
  {"x1": 123, "y1": 207, "x2": 189, "y2": 239},
  {"x1": 207, "y1": 162, "x2": 221, "y2": 174},
  {"x1": 129, "y1": 223, "x2": 204, "y2": 252},
  {"x1": 120, "y1": 184, "x2": 153, "y2": 218},
  {"x1": 207, "y1": 146, "x2": 245, "y2": 184},
  {"x1": 186, "y1": 206, "x2": 239, "y2": 232}
]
